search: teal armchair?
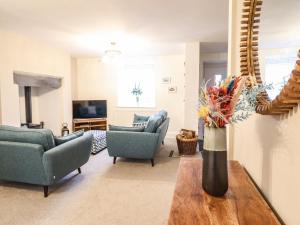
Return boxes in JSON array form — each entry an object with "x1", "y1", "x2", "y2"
[
  {"x1": 0, "y1": 125, "x2": 93, "y2": 197},
  {"x1": 107, "y1": 117, "x2": 169, "y2": 166}
]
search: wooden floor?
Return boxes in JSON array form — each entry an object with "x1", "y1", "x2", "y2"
[{"x1": 168, "y1": 158, "x2": 281, "y2": 225}]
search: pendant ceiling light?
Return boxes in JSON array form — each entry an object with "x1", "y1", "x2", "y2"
[{"x1": 104, "y1": 42, "x2": 121, "y2": 58}]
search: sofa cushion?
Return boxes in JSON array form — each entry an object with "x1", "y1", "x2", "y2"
[
  {"x1": 133, "y1": 114, "x2": 150, "y2": 123},
  {"x1": 0, "y1": 125, "x2": 55, "y2": 151},
  {"x1": 144, "y1": 115, "x2": 163, "y2": 133},
  {"x1": 155, "y1": 110, "x2": 168, "y2": 121},
  {"x1": 54, "y1": 130, "x2": 84, "y2": 146},
  {"x1": 109, "y1": 125, "x2": 144, "y2": 132}
]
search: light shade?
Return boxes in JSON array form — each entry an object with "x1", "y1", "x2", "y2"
[{"x1": 104, "y1": 42, "x2": 121, "y2": 58}]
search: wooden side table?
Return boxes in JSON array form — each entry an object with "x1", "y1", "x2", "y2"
[{"x1": 168, "y1": 158, "x2": 282, "y2": 225}]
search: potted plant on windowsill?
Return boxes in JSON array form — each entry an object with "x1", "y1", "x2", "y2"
[
  {"x1": 131, "y1": 82, "x2": 143, "y2": 105},
  {"x1": 198, "y1": 76, "x2": 271, "y2": 197}
]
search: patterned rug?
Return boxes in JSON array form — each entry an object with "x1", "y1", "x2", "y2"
[{"x1": 85, "y1": 130, "x2": 107, "y2": 155}]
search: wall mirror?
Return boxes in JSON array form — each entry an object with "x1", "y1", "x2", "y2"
[{"x1": 240, "y1": 0, "x2": 300, "y2": 115}]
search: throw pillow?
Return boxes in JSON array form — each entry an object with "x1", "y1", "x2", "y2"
[
  {"x1": 144, "y1": 115, "x2": 163, "y2": 133},
  {"x1": 109, "y1": 125, "x2": 145, "y2": 132},
  {"x1": 133, "y1": 114, "x2": 150, "y2": 123},
  {"x1": 55, "y1": 130, "x2": 84, "y2": 145},
  {"x1": 132, "y1": 121, "x2": 148, "y2": 127},
  {"x1": 155, "y1": 110, "x2": 168, "y2": 121}
]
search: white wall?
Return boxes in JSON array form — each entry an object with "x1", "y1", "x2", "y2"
[
  {"x1": 74, "y1": 55, "x2": 185, "y2": 138},
  {"x1": 201, "y1": 52, "x2": 227, "y2": 63},
  {"x1": 184, "y1": 42, "x2": 200, "y2": 132},
  {"x1": 229, "y1": 0, "x2": 300, "y2": 224},
  {"x1": 71, "y1": 57, "x2": 78, "y2": 100},
  {"x1": 0, "y1": 30, "x2": 72, "y2": 135}
]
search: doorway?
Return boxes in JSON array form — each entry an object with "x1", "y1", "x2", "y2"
[{"x1": 203, "y1": 62, "x2": 227, "y2": 87}]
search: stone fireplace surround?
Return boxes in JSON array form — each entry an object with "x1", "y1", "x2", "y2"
[{"x1": 13, "y1": 71, "x2": 62, "y2": 129}]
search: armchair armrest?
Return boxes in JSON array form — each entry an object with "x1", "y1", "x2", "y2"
[
  {"x1": 106, "y1": 131, "x2": 160, "y2": 159},
  {"x1": 0, "y1": 141, "x2": 47, "y2": 185},
  {"x1": 43, "y1": 133, "x2": 93, "y2": 185}
]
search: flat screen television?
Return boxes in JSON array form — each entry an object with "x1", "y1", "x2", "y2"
[{"x1": 73, "y1": 100, "x2": 107, "y2": 119}]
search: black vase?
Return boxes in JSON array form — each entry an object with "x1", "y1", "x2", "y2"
[{"x1": 202, "y1": 127, "x2": 228, "y2": 197}]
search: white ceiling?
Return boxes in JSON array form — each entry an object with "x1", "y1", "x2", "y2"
[{"x1": 0, "y1": 0, "x2": 229, "y2": 57}]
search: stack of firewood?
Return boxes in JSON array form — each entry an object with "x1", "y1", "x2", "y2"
[{"x1": 179, "y1": 129, "x2": 196, "y2": 139}]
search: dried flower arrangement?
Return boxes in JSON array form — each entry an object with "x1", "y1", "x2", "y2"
[{"x1": 198, "y1": 76, "x2": 272, "y2": 128}]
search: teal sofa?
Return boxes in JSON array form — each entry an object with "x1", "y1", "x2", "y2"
[
  {"x1": 107, "y1": 110, "x2": 169, "y2": 166},
  {"x1": 0, "y1": 125, "x2": 93, "y2": 197}
]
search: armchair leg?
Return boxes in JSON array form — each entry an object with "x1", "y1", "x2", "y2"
[
  {"x1": 43, "y1": 186, "x2": 48, "y2": 198},
  {"x1": 151, "y1": 159, "x2": 155, "y2": 167},
  {"x1": 78, "y1": 168, "x2": 81, "y2": 174},
  {"x1": 113, "y1": 157, "x2": 117, "y2": 164}
]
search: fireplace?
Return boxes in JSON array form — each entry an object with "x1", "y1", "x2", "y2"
[{"x1": 14, "y1": 71, "x2": 62, "y2": 129}]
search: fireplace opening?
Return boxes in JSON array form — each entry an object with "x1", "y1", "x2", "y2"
[
  {"x1": 21, "y1": 86, "x2": 44, "y2": 129},
  {"x1": 24, "y1": 86, "x2": 32, "y2": 124}
]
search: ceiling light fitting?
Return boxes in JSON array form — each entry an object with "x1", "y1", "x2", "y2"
[{"x1": 104, "y1": 42, "x2": 121, "y2": 58}]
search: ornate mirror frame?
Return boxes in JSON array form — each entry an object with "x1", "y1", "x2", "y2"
[{"x1": 241, "y1": 0, "x2": 300, "y2": 115}]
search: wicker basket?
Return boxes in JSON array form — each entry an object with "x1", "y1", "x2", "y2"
[{"x1": 176, "y1": 133, "x2": 198, "y2": 155}]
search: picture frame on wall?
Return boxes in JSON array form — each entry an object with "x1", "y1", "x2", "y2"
[
  {"x1": 168, "y1": 86, "x2": 177, "y2": 93},
  {"x1": 161, "y1": 76, "x2": 171, "y2": 84}
]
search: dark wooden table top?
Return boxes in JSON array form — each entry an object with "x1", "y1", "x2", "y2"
[{"x1": 168, "y1": 158, "x2": 281, "y2": 225}]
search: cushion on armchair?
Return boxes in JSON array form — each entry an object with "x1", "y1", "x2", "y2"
[
  {"x1": 155, "y1": 110, "x2": 168, "y2": 121},
  {"x1": 133, "y1": 114, "x2": 150, "y2": 123},
  {"x1": 109, "y1": 125, "x2": 145, "y2": 132},
  {"x1": 54, "y1": 130, "x2": 84, "y2": 145},
  {"x1": 144, "y1": 115, "x2": 163, "y2": 133}
]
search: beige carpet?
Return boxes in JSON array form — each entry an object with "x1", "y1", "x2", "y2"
[{"x1": 0, "y1": 139, "x2": 197, "y2": 225}]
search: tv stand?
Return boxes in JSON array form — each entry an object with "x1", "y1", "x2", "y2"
[{"x1": 73, "y1": 118, "x2": 107, "y2": 132}]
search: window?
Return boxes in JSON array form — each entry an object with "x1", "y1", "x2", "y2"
[
  {"x1": 214, "y1": 74, "x2": 223, "y2": 86},
  {"x1": 117, "y1": 64, "x2": 155, "y2": 108},
  {"x1": 265, "y1": 55, "x2": 296, "y2": 99}
]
